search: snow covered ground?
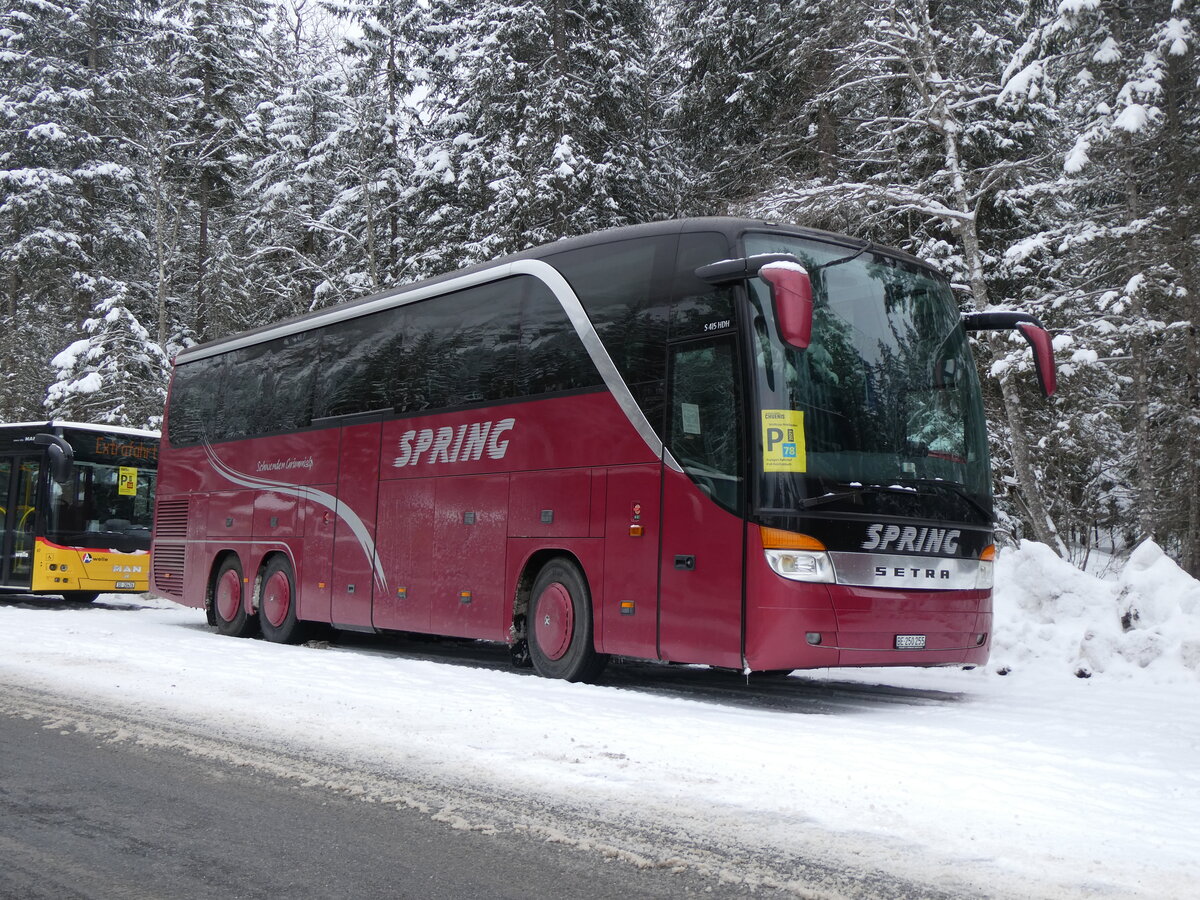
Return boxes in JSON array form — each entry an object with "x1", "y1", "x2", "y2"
[{"x1": 1, "y1": 541, "x2": 1197, "y2": 898}]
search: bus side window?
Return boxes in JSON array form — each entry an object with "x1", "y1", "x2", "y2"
[
  {"x1": 314, "y1": 310, "x2": 402, "y2": 419},
  {"x1": 521, "y1": 278, "x2": 603, "y2": 397},
  {"x1": 667, "y1": 337, "x2": 743, "y2": 512},
  {"x1": 0, "y1": 458, "x2": 10, "y2": 573},
  {"x1": 550, "y1": 237, "x2": 672, "y2": 426},
  {"x1": 168, "y1": 355, "x2": 224, "y2": 446},
  {"x1": 258, "y1": 333, "x2": 317, "y2": 431}
]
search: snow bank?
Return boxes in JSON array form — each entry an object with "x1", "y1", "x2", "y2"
[{"x1": 992, "y1": 539, "x2": 1200, "y2": 681}]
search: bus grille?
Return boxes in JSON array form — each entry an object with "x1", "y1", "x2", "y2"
[
  {"x1": 152, "y1": 544, "x2": 187, "y2": 598},
  {"x1": 154, "y1": 499, "x2": 190, "y2": 538}
]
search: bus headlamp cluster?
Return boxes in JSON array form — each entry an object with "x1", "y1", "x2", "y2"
[
  {"x1": 761, "y1": 528, "x2": 835, "y2": 584},
  {"x1": 764, "y1": 548, "x2": 836, "y2": 583}
]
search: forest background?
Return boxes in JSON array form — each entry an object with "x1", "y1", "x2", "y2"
[{"x1": 1, "y1": 0, "x2": 1197, "y2": 575}]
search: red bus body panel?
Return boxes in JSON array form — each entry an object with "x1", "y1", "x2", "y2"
[
  {"x1": 332, "y1": 422, "x2": 381, "y2": 628},
  {"x1": 596, "y1": 464, "x2": 661, "y2": 659}
]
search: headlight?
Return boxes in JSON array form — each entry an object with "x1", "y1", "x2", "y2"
[
  {"x1": 760, "y1": 527, "x2": 836, "y2": 583},
  {"x1": 764, "y1": 548, "x2": 836, "y2": 583}
]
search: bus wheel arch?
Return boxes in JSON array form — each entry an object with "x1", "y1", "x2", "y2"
[
  {"x1": 521, "y1": 553, "x2": 608, "y2": 683},
  {"x1": 257, "y1": 553, "x2": 305, "y2": 644},
  {"x1": 209, "y1": 552, "x2": 258, "y2": 638},
  {"x1": 510, "y1": 551, "x2": 568, "y2": 669}
]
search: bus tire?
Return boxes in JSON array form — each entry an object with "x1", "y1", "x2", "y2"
[
  {"x1": 61, "y1": 591, "x2": 99, "y2": 604},
  {"x1": 527, "y1": 558, "x2": 608, "y2": 683},
  {"x1": 212, "y1": 555, "x2": 257, "y2": 638},
  {"x1": 258, "y1": 557, "x2": 305, "y2": 644}
]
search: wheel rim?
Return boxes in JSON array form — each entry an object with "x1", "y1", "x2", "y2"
[
  {"x1": 215, "y1": 568, "x2": 242, "y2": 622},
  {"x1": 261, "y1": 569, "x2": 291, "y2": 628},
  {"x1": 534, "y1": 582, "x2": 573, "y2": 661}
]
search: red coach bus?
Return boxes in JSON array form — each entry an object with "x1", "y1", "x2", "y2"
[{"x1": 151, "y1": 218, "x2": 1054, "y2": 681}]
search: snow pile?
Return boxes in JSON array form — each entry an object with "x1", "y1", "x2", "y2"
[{"x1": 992, "y1": 539, "x2": 1200, "y2": 681}]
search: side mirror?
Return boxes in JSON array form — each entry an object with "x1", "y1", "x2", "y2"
[
  {"x1": 758, "y1": 261, "x2": 813, "y2": 350},
  {"x1": 962, "y1": 311, "x2": 1057, "y2": 397},
  {"x1": 695, "y1": 253, "x2": 814, "y2": 350},
  {"x1": 34, "y1": 432, "x2": 75, "y2": 484}
]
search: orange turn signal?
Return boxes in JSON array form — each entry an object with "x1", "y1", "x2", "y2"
[
  {"x1": 980, "y1": 544, "x2": 997, "y2": 561},
  {"x1": 760, "y1": 527, "x2": 826, "y2": 551}
]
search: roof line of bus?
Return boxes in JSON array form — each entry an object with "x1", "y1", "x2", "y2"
[
  {"x1": 173, "y1": 216, "x2": 916, "y2": 366},
  {"x1": 0, "y1": 421, "x2": 160, "y2": 440}
]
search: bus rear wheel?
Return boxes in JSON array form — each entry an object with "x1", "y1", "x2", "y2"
[
  {"x1": 258, "y1": 557, "x2": 305, "y2": 644},
  {"x1": 212, "y1": 556, "x2": 257, "y2": 638},
  {"x1": 527, "y1": 559, "x2": 607, "y2": 683}
]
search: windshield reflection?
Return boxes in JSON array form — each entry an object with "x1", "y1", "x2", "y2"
[{"x1": 744, "y1": 233, "x2": 991, "y2": 525}]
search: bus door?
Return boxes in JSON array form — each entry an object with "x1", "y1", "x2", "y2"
[
  {"x1": 657, "y1": 335, "x2": 746, "y2": 668},
  {"x1": 330, "y1": 421, "x2": 382, "y2": 628},
  {"x1": 0, "y1": 457, "x2": 13, "y2": 585},
  {"x1": 0, "y1": 456, "x2": 41, "y2": 588}
]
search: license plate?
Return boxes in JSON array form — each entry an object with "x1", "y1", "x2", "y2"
[
  {"x1": 115, "y1": 581, "x2": 136, "y2": 590},
  {"x1": 895, "y1": 634, "x2": 926, "y2": 650}
]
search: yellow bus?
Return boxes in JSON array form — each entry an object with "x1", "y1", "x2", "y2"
[{"x1": 0, "y1": 422, "x2": 157, "y2": 602}]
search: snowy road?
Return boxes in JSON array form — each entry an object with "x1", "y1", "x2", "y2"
[
  {"x1": 1, "y1": 570, "x2": 1196, "y2": 898},
  {"x1": 0, "y1": 699, "x2": 733, "y2": 900}
]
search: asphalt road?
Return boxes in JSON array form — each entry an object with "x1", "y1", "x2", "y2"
[
  {"x1": 0, "y1": 708, "x2": 721, "y2": 900},
  {"x1": 0, "y1": 606, "x2": 973, "y2": 900}
]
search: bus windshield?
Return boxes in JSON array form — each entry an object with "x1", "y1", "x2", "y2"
[
  {"x1": 45, "y1": 460, "x2": 156, "y2": 552},
  {"x1": 744, "y1": 233, "x2": 991, "y2": 525}
]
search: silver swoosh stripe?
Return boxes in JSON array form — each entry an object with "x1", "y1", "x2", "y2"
[
  {"x1": 513, "y1": 260, "x2": 675, "y2": 470},
  {"x1": 203, "y1": 443, "x2": 388, "y2": 593}
]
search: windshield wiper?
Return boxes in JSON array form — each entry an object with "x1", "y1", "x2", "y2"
[
  {"x1": 809, "y1": 245, "x2": 868, "y2": 275},
  {"x1": 800, "y1": 480, "x2": 993, "y2": 522},
  {"x1": 798, "y1": 483, "x2": 912, "y2": 509},
  {"x1": 890, "y1": 478, "x2": 994, "y2": 522}
]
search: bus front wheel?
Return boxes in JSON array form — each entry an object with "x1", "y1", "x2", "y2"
[
  {"x1": 212, "y1": 556, "x2": 257, "y2": 638},
  {"x1": 527, "y1": 559, "x2": 607, "y2": 683},
  {"x1": 258, "y1": 557, "x2": 305, "y2": 644}
]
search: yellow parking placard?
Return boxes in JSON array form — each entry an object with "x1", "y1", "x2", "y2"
[
  {"x1": 118, "y1": 466, "x2": 138, "y2": 496},
  {"x1": 761, "y1": 410, "x2": 806, "y2": 473}
]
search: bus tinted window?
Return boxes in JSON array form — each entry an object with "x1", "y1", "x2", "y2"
[
  {"x1": 550, "y1": 236, "x2": 674, "y2": 426},
  {"x1": 314, "y1": 307, "x2": 404, "y2": 419},
  {"x1": 522, "y1": 278, "x2": 603, "y2": 396},
  {"x1": 167, "y1": 274, "x2": 606, "y2": 446},
  {"x1": 398, "y1": 279, "x2": 523, "y2": 412},
  {"x1": 259, "y1": 332, "x2": 318, "y2": 431},
  {"x1": 218, "y1": 345, "x2": 265, "y2": 442},
  {"x1": 670, "y1": 232, "x2": 736, "y2": 339},
  {"x1": 167, "y1": 355, "x2": 223, "y2": 446}
]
